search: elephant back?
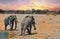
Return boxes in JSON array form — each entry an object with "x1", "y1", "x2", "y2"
[{"x1": 21, "y1": 16, "x2": 33, "y2": 26}]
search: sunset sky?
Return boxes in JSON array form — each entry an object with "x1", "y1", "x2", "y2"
[{"x1": 0, "y1": 0, "x2": 60, "y2": 10}]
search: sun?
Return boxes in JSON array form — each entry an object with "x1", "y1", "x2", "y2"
[
  {"x1": 29, "y1": 2, "x2": 48, "y2": 10},
  {"x1": 15, "y1": 2, "x2": 53, "y2": 10}
]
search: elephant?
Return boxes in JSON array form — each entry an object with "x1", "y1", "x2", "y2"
[
  {"x1": 21, "y1": 16, "x2": 36, "y2": 36},
  {"x1": 4, "y1": 15, "x2": 17, "y2": 31}
]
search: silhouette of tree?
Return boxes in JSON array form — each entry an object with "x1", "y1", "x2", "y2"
[
  {"x1": 36, "y1": 10, "x2": 41, "y2": 14},
  {"x1": 32, "y1": 8, "x2": 36, "y2": 14},
  {"x1": 0, "y1": 9, "x2": 5, "y2": 13},
  {"x1": 19, "y1": 10, "x2": 25, "y2": 14},
  {"x1": 58, "y1": 10, "x2": 60, "y2": 14}
]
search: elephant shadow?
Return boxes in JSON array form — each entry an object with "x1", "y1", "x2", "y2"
[
  {"x1": 11, "y1": 29, "x2": 19, "y2": 31},
  {"x1": 26, "y1": 32, "x2": 37, "y2": 36},
  {"x1": 5, "y1": 29, "x2": 19, "y2": 31}
]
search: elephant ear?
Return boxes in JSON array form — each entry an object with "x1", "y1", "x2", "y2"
[
  {"x1": 31, "y1": 16, "x2": 35, "y2": 24},
  {"x1": 9, "y1": 16, "x2": 14, "y2": 22}
]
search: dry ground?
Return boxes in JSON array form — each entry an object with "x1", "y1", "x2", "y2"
[{"x1": 0, "y1": 14, "x2": 60, "y2": 39}]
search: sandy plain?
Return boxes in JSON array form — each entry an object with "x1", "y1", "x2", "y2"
[{"x1": 0, "y1": 14, "x2": 60, "y2": 39}]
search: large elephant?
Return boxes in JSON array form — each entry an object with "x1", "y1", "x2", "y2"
[
  {"x1": 21, "y1": 16, "x2": 36, "y2": 36},
  {"x1": 4, "y1": 15, "x2": 17, "y2": 31}
]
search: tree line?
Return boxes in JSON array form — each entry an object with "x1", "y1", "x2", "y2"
[{"x1": 0, "y1": 9, "x2": 60, "y2": 14}]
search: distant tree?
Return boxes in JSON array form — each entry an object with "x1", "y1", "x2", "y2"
[
  {"x1": 36, "y1": 9, "x2": 41, "y2": 14},
  {"x1": 43, "y1": 10, "x2": 49, "y2": 14},
  {"x1": 0, "y1": 9, "x2": 5, "y2": 13},
  {"x1": 32, "y1": 8, "x2": 36, "y2": 14},
  {"x1": 36, "y1": 10, "x2": 49, "y2": 14},
  {"x1": 16, "y1": 10, "x2": 20, "y2": 14},
  {"x1": 58, "y1": 10, "x2": 60, "y2": 14},
  {"x1": 20, "y1": 10, "x2": 25, "y2": 14},
  {"x1": 24, "y1": 10, "x2": 32, "y2": 14}
]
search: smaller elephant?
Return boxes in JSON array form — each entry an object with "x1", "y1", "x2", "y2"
[
  {"x1": 4, "y1": 15, "x2": 17, "y2": 31},
  {"x1": 21, "y1": 16, "x2": 36, "y2": 36}
]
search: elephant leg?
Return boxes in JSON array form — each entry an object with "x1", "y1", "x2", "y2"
[
  {"x1": 15, "y1": 26, "x2": 17, "y2": 30},
  {"x1": 27, "y1": 28, "x2": 31, "y2": 34},
  {"x1": 15, "y1": 21, "x2": 17, "y2": 30},
  {"x1": 26, "y1": 25, "x2": 32, "y2": 34},
  {"x1": 10, "y1": 22, "x2": 14, "y2": 31},
  {"x1": 23, "y1": 28, "x2": 26, "y2": 36},
  {"x1": 21, "y1": 25, "x2": 23, "y2": 36},
  {"x1": 21, "y1": 27, "x2": 26, "y2": 36},
  {"x1": 29, "y1": 26, "x2": 32, "y2": 34},
  {"x1": 21, "y1": 27, "x2": 23, "y2": 36},
  {"x1": 22, "y1": 25, "x2": 27, "y2": 36},
  {"x1": 5, "y1": 24, "x2": 7, "y2": 30}
]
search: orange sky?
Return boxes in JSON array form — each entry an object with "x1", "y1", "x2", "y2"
[{"x1": 0, "y1": 0, "x2": 60, "y2": 10}]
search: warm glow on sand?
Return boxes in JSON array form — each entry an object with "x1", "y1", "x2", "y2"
[{"x1": 0, "y1": 14, "x2": 60, "y2": 39}]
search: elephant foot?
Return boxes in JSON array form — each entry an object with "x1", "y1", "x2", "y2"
[
  {"x1": 20, "y1": 34, "x2": 25, "y2": 36},
  {"x1": 10, "y1": 30, "x2": 13, "y2": 31},
  {"x1": 27, "y1": 31, "x2": 31, "y2": 35},
  {"x1": 14, "y1": 28, "x2": 16, "y2": 30},
  {"x1": 15, "y1": 27, "x2": 17, "y2": 30},
  {"x1": 10, "y1": 29, "x2": 13, "y2": 31},
  {"x1": 5, "y1": 29, "x2": 7, "y2": 30},
  {"x1": 5, "y1": 27, "x2": 7, "y2": 30},
  {"x1": 27, "y1": 32, "x2": 31, "y2": 35},
  {"x1": 28, "y1": 32, "x2": 31, "y2": 35},
  {"x1": 20, "y1": 34, "x2": 22, "y2": 36}
]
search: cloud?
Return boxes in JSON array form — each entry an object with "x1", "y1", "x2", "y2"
[
  {"x1": 0, "y1": 0, "x2": 60, "y2": 10},
  {"x1": 0, "y1": 3, "x2": 17, "y2": 10}
]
